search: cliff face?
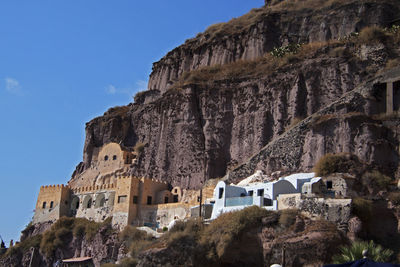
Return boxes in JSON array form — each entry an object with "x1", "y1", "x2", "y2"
[
  {"x1": 148, "y1": 0, "x2": 397, "y2": 93},
  {"x1": 71, "y1": 0, "x2": 400, "y2": 189}
]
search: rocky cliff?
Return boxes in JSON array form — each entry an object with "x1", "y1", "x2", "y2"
[
  {"x1": 70, "y1": 0, "x2": 400, "y2": 190},
  {"x1": 148, "y1": 0, "x2": 398, "y2": 93}
]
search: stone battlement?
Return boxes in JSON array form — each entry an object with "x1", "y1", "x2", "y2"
[{"x1": 72, "y1": 183, "x2": 116, "y2": 193}]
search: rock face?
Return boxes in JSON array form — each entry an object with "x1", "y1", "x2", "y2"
[
  {"x1": 148, "y1": 0, "x2": 398, "y2": 93},
  {"x1": 70, "y1": 0, "x2": 400, "y2": 190},
  {"x1": 0, "y1": 224, "x2": 121, "y2": 267}
]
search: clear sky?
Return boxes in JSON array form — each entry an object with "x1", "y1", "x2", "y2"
[{"x1": 0, "y1": 1, "x2": 264, "y2": 244}]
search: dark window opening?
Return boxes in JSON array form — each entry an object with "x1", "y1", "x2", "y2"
[
  {"x1": 113, "y1": 155, "x2": 117, "y2": 160},
  {"x1": 50, "y1": 201, "x2": 54, "y2": 209},
  {"x1": 147, "y1": 196, "x2": 152, "y2": 205},
  {"x1": 164, "y1": 197, "x2": 169, "y2": 203},
  {"x1": 218, "y1": 188, "x2": 224, "y2": 199},
  {"x1": 87, "y1": 199, "x2": 92, "y2": 209},
  {"x1": 174, "y1": 189, "x2": 177, "y2": 193},
  {"x1": 240, "y1": 193, "x2": 246, "y2": 197},
  {"x1": 42, "y1": 202, "x2": 47, "y2": 209},
  {"x1": 248, "y1": 190, "x2": 253, "y2": 196},
  {"x1": 197, "y1": 196, "x2": 201, "y2": 202},
  {"x1": 257, "y1": 189, "x2": 264, "y2": 197},
  {"x1": 327, "y1": 181, "x2": 333, "y2": 189},
  {"x1": 394, "y1": 81, "x2": 400, "y2": 111},
  {"x1": 173, "y1": 195, "x2": 179, "y2": 203},
  {"x1": 133, "y1": 196, "x2": 138, "y2": 204},
  {"x1": 263, "y1": 198, "x2": 272, "y2": 206},
  {"x1": 64, "y1": 201, "x2": 68, "y2": 205},
  {"x1": 104, "y1": 155, "x2": 109, "y2": 161},
  {"x1": 76, "y1": 201, "x2": 79, "y2": 209},
  {"x1": 118, "y1": 195, "x2": 127, "y2": 203}
]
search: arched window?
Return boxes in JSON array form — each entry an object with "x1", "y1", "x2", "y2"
[
  {"x1": 42, "y1": 202, "x2": 47, "y2": 209},
  {"x1": 95, "y1": 193, "x2": 106, "y2": 208},
  {"x1": 71, "y1": 196, "x2": 80, "y2": 210},
  {"x1": 82, "y1": 195, "x2": 93, "y2": 209},
  {"x1": 50, "y1": 201, "x2": 54, "y2": 209},
  {"x1": 104, "y1": 155, "x2": 109, "y2": 161}
]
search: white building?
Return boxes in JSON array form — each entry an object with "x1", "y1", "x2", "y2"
[{"x1": 210, "y1": 172, "x2": 321, "y2": 220}]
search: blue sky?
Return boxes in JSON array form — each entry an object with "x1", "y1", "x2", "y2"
[{"x1": 0, "y1": 0, "x2": 263, "y2": 244}]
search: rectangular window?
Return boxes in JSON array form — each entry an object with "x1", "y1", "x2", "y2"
[
  {"x1": 164, "y1": 197, "x2": 169, "y2": 203},
  {"x1": 50, "y1": 201, "x2": 54, "y2": 209},
  {"x1": 219, "y1": 188, "x2": 224, "y2": 199},
  {"x1": 133, "y1": 196, "x2": 138, "y2": 204},
  {"x1": 257, "y1": 189, "x2": 264, "y2": 197},
  {"x1": 147, "y1": 196, "x2": 152, "y2": 205},
  {"x1": 118, "y1": 195, "x2": 127, "y2": 203},
  {"x1": 327, "y1": 181, "x2": 333, "y2": 189},
  {"x1": 42, "y1": 202, "x2": 47, "y2": 209},
  {"x1": 173, "y1": 195, "x2": 178, "y2": 203},
  {"x1": 248, "y1": 190, "x2": 253, "y2": 196}
]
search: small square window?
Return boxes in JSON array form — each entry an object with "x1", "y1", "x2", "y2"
[
  {"x1": 327, "y1": 181, "x2": 333, "y2": 189},
  {"x1": 113, "y1": 155, "x2": 117, "y2": 160},
  {"x1": 248, "y1": 190, "x2": 253, "y2": 196},
  {"x1": 118, "y1": 195, "x2": 127, "y2": 203}
]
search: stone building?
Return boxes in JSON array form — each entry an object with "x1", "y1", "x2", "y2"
[{"x1": 33, "y1": 142, "x2": 189, "y2": 230}]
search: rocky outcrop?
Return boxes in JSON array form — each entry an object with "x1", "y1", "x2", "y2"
[
  {"x1": 73, "y1": 44, "x2": 400, "y2": 189},
  {"x1": 148, "y1": 0, "x2": 399, "y2": 93},
  {"x1": 136, "y1": 213, "x2": 347, "y2": 267},
  {"x1": 227, "y1": 67, "x2": 400, "y2": 183},
  {"x1": 0, "y1": 225, "x2": 121, "y2": 267}
]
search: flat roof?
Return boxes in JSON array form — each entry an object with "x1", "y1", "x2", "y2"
[{"x1": 62, "y1": 256, "x2": 92, "y2": 263}]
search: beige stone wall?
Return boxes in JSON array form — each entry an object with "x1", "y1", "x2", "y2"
[
  {"x1": 139, "y1": 203, "x2": 190, "y2": 228},
  {"x1": 140, "y1": 178, "x2": 169, "y2": 206},
  {"x1": 68, "y1": 142, "x2": 136, "y2": 189},
  {"x1": 33, "y1": 185, "x2": 71, "y2": 223}
]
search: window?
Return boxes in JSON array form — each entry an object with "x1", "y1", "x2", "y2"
[
  {"x1": 197, "y1": 196, "x2": 201, "y2": 202},
  {"x1": 240, "y1": 193, "x2": 246, "y2": 197},
  {"x1": 99, "y1": 198, "x2": 106, "y2": 207},
  {"x1": 87, "y1": 199, "x2": 92, "y2": 209},
  {"x1": 133, "y1": 196, "x2": 138, "y2": 204},
  {"x1": 173, "y1": 195, "x2": 178, "y2": 203},
  {"x1": 76, "y1": 201, "x2": 79, "y2": 209},
  {"x1": 113, "y1": 155, "x2": 117, "y2": 160},
  {"x1": 118, "y1": 195, "x2": 127, "y2": 203},
  {"x1": 42, "y1": 202, "x2": 47, "y2": 209},
  {"x1": 174, "y1": 189, "x2": 178, "y2": 193},
  {"x1": 218, "y1": 188, "x2": 224, "y2": 199},
  {"x1": 164, "y1": 197, "x2": 169, "y2": 203},
  {"x1": 50, "y1": 201, "x2": 54, "y2": 209},
  {"x1": 248, "y1": 190, "x2": 253, "y2": 196},
  {"x1": 104, "y1": 155, "x2": 109, "y2": 161},
  {"x1": 327, "y1": 181, "x2": 333, "y2": 189},
  {"x1": 257, "y1": 189, "x2": 264, "y2": 197},
  {"x1": 147, "y1": 196, "x2": 152, "y2": 205}
]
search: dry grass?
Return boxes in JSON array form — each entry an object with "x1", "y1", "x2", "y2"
[{"x1": 313, "y1": 153, "x2": 362, "y2": 177}]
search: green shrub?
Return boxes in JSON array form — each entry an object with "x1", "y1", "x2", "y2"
[
  {"x1": 388, "y1": 192, "x2": 400, "y2": 205},
  {"x1": 134, "y1": 143, "x2": 145, "y2": 154},
  {"x1": 2, "y1": 234, "x2": 42, "y2": 259},
  {"x1": 200, "y1": 206, "x2": 270, "y2": 260},
  {"x1": 313, "y1": 153, "x2": 360, "y2": 176},
  {"x1": 352, "y1": 198, "x2": 373, "y2": 222},
  {"x1": 357, "y1": 26, "x2": 388, "y2": 45},
  {"x1": 119, "y1": 226, "x2": 148, "y2": 247},
  {"x1": 278, "y1": 209, "x2": 298, "y2": 228},
  {"x1": 39, "y1": 216, "x2": 113, "y2": 257},
  {"x1": 332, "y1": 240, "x2": 392, "y2": 263},
  {"x1": 270, "y1": 43, "x2": 302, "y2": 58},
  {"x1": 362, "y1": 171, "x2": 392, "y2": 192},
  {"x1": 162, "y1": 226, "x2": 168, "y2": 232}
]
